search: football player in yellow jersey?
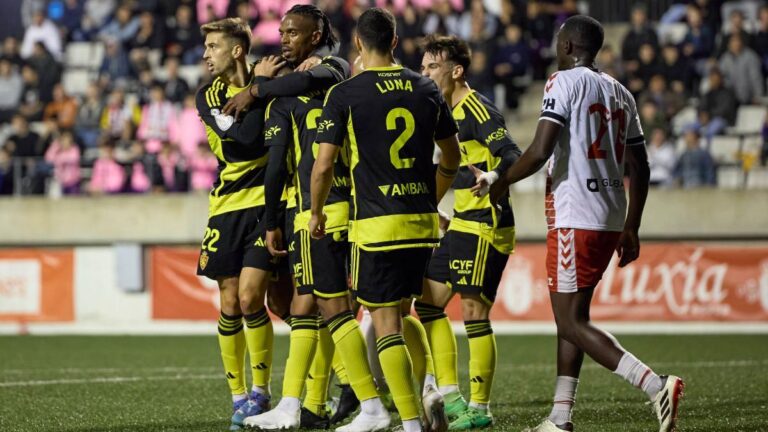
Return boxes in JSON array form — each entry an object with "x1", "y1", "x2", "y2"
[
  {"x1": 417, "y1": 35, "x2": 521, "y2": 430},
  {"x1": 311, "y1": 9, "x2": 462, "y2": 432}
]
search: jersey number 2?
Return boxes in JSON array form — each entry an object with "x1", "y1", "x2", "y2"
[
  {"x1": 587, "y1": 103, "x2": 626, "y2": 162},
  {"x1": 386, "y1": 108, "x2": 415, "y2": 169}
]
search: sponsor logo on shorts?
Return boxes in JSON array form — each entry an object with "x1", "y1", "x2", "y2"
[{"x1": 450, "y1": 259, "x2": 474, "y2": 275}]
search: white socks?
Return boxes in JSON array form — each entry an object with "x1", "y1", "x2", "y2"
[
  {"x1": 232, "y1": 392, "x2": 248, "y2": 403},
  {"x1": 548, "y1": 376, "x2": 578, "y2": 426},
  {"x1": 423, "y1": 373, "x2": 437, "y2": 396},
  {"x1": 360, "y1": 397, "x2": 386, "y2": 415},
  {"x1": 276, "y1": 396, "x2": 300, "y2": 412},
  {"x1": 439, "y1": 384, "x2": 459, "y2": 395},
  {"x1": 402, "y1": 418, "x2": 422, "y2": 432},
  {"x1": 614, "y1": 352, "x2": 663, "y2": 398}
]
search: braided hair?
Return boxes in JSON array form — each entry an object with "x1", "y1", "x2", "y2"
[{"x1": 285, "y1": 4, "x2": 339, "y2": 51}]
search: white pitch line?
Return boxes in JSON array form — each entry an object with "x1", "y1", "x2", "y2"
[
  {"x1": 1, "y1": 360, "x2": 766, "y2": 388},
  {"x1": 0, "y1": 366, "x2": 222, "y2": 375}
]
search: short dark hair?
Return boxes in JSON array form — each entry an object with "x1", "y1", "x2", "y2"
[
  {"x1": 356, "y1": 8, "x2": 396, "y2": 54},
  {"x1": 422, "y1": 35, "x2": 471, "y2": 74},
  {"x1": 561, "y1": 15, "x2": 604, "y2": 56},
  {"x1": 286, "y1": 4, "x2": 339, "y2": 51},
  {"x1": 200, "y1": 18, "x2": 252, "y2": 55}
]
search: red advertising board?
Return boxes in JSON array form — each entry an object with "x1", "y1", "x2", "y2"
[
  {"x1": 150, "y1": 244, "x2": 768, "y2": 322},
  {"x1": 0, "y1": 249, "x2": 74, "y2": 322}
]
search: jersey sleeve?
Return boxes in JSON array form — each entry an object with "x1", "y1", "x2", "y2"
[
  {"x1": 476, "y1": 105, "x2": 518, "y2": 156},
  {"x1": 257, "y1": 56, "x2": 350, "y2": 99},
  {"x1": 196, "y1": 84, "x2": 265, "y2": 146},
  {"x1": 314, "y1": 86, "x2": 347, "y2": 147},
  {"x1": 625, "y1": 95, "x2": 645, "y2": 146},
  {"x1": 539, "y1": 72, "x2": 571, "y2": 127},
  {"x1": 433, "y1": 89, "x2": 458, "y2": 141},
  {"x1": 263, "y1": 98, "x2": 292, "y2": 149}
]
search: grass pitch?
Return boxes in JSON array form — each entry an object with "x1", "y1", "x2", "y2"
[{"x1": 1, "y1": 334, "x2": 766, "y2": 431}]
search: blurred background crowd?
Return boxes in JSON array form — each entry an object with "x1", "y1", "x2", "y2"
[{"x1": 0, "y1": 0, "x2": 766, "y2": 196}]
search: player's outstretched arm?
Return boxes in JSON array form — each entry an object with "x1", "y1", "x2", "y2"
[
  {"x1": 617, "y1": 143, "x2": 650, "y2": 268},
  {"x1": 263, "y1": 144, "x2": 289, "y2": 257},
  {"x1": 435, "y1": 134, "x2": 461, "y2": 203},
  {"x1": 488, "y1": 119, "x2": 561, "y2": 204},
  {"x1": 309, "y1": 142, "x2": 340, "y2": 239}
]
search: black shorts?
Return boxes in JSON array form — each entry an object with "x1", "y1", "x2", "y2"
[
  {"x1": 196, "y1": 206, "x2": 277, "y2": 279},
  {"x1": 351, "y1": 246, "x2": 431, "y2": 307},
  {"x1": 293, "y1": 229, "x2": 350, "y2": 297},
  {"x1": 425, "y1": 230, "x2": 509, "y2": 304}
]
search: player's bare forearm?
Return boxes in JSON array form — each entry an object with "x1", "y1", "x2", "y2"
[
  {"x1": 501, "y1": 120, "x2": 560, "y2": 185},
  {"x1": 310, "y1": 143, "x2": 339, "y2": 216},
  {"x1": 623, "y1": 144, "x2": 650, "y2": 233},
  {"x1": 435, "y1": 135, "x2": 461, "y2": 203}
]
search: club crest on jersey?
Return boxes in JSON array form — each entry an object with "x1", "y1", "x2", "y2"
[
  {"x1": 210, "y1": 108, "x2": 234, "y2": 131},
  {"x1": 317, "y1": 119, "x2": 334, "y2": 133},
  {"x1": 199, "y1": 251, "x2": 209, "y2": 270}
]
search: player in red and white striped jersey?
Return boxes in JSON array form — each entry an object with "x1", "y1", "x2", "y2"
[{"x1": 484, "y1": 15, "x2": 684, "y2": 432}]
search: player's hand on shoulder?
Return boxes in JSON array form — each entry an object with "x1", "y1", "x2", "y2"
[
  {"x1": 254, "y1": 55, "x2": 287, "y2": 78},
  {"x1": 222, "y1": 86, "x2": 254, "y2": 119},
  {"x1": 295, "y1": 55, "x2": 322, "y2": 72},
  {"x1": 265, "y1": 228, "x2": 288, "y2": 257},
  {"x1": 308, "y1": 212, "x2": 327, "y2": 240},
  {"x1": 616, "y1": 229, "x2": 640, "y2": 268}
]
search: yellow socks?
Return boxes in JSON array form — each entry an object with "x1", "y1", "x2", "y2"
[
  {"x1": 282, "y1": 315, "x2": 319, "y2": 398},
  {"x1": 415, "y1": 302, "x2": 459, "y2": 388},
  {"x1": 402, "y1": 314, "x2": 435, "y2": 385},
  {"x1": 327, "y1": 311, "x2": 378, "y2": 401},
  {"x1": 304, "y1": 317, "x2": 334, "y2": 416},
  {"x1": 376, "y1": 334, "x2": 419, "y2": 421},
  {"x1": 218, "y1": 311, "x2": 247, "y2": 395},
  {"x1": 244, "y1": 308, "x2": 273, "y2": 391},
  {"x1": 465, "y1": 320, "x2": 496, "y2": 405}
]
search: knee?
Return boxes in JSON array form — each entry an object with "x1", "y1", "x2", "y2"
[
  {"x1": 460, "y1": 295, "x2": 490, "y2": 321},
  {"x1": 220, "y1": 292, "x2": 240, "y2": 315},
  {"x1": 239, "y1": 291, "x2": 261, "y2": 315},
  {"x1": 555, "y1": 317, "x2": 586, "y2": 344}
]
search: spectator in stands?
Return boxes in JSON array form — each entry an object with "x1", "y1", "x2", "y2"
[
  {"x1": 457, "y1": 0, "x2": 499, "y2": 42},
  {"x1": 18, "y1": 65, "x2": 44, "y2": 121},
  {"x1": 57, "y1": 0, "x2": 85, "y2": 38},
  {"x1": 648, "y1": 128, "x2": 677, "y2": 187},
  {"x1": 597, "y1": 44, "x2": 624, "y2": 83},
  {"x1": 674, "y1": 128, "x2": 716, "y2": 188},
  {"x1": 129, "y1": 10, "x2": 165, "y2": 52},
  {"x1": 717, "y1": 9, "x2": 755, "y2": 57},
  {"x1": 99, "y1": 5, "x2": 139, "y2": 47},
  {"x1": 689, "y1": 109, "x2": 727, "y2": 143},
  {"x1": 89, "y1": 142, "x2": 125, "y2": 194},
  {"x1": 621, "y1": 5, "x2": 658, "y2": 76},
  {"x1": 197, "y1": 0, "x2": 229, "y2": 24},
  {"x1": 43, "y1": 83, "x2": 78, "y2": 131},
  {"x1": 169, "y1": 93, "x2": 205, "y2": 158},
  {"x1": 44, "y1": 129, "x2": 81, "y2": 194},
  {"x1": 163, "y1": 57, "x2": 191, "y2": 104},
  {"x1": 700, "y1": 68, "x2": 738, "y2": 126},
  {"x1": 71, "y1": 11, "x2": 100, "y2": 42},
  {"x1": 423, "y1": 0, "x2": 460, "y2": 37},
  {"x1": 100, "y1": 88, "x2": 139, "y2": 140},
  {"x1": 76, "y1": 83, "x2": 104, "y2": 148},
  {"x1": 0, "y1": 148, "x2": 13, "y2": 195},
  {"x1": 188, "y1": 142, "x2": 217, "y2": 192},
  {"x1": 84, "y1": 0, "x2": 117, "y2": 28},
  {"x1": 526, "y1": 1, "x2": 555, "y2": 80},
  {"x1": 137, "y1": 84, "x2": 175, "y2": 154},
  {"x1": 629, "y1": 43, "x2": 662, "y2": 96},
  {"x1": 134, "y1": 67, "x2": 158, "y2": 105},
  {"x1": 493, "y1": 24, "x2": 529, "y2": 111},
  {"x1": 128, "y1": 141, "x2": 151, "y2": 193},
  {"x1": 761, "y1": 112, "x2": 768, "y2": 166},
  {"x1": 166, "y1": 5, "x2": 203, "y2": 65},
  {"x1": 21, "y1": 10, "x2": 63, "y2": 61},
  {"x1": 639, "y1": 100, "x2": 668, "y2": 138},
  {"x1": 251, "y1": 7, "x2": 282, "y2": 56},
  {"x1": 639, "y1": 75, "x2": 685, "y2": 122},
  {"x1": 718, "y1": 34, "x2": 764, "y2": 105},
  {"x1": 6, "y1": 114, "x2": 44, "y2": 159},
  {"x1": 27, "y1": 42, "x2": 61, "y2": 103},
  {"x1": 394, "y1": 2, "x2": 424, "y2": 71},
  {"x1": 467, "y1": 49, "x2": 495, "y2": 103},
  {"x1": 659, "y1": 43, "x2": 693, "y2": 95},
  {"x1": 2, "y1": 37, "x2": 24, "y2": 69},
  {"x1": 155, "y1": 141, "x2": 180, "y2": 191},
  {"x1": 757, "y1": 6, "x2": 768, "y2": 75},
  {"x1": 21, "y1": 0, "x2": 47, "y2": 28},
  {"x1": 0, "y1": 57, "x2": 23, "y2": 124},
  {"x1": 682, "y1": 4, "x2": 715, "y2": 62},
  {"x1": 99, "y1": 40, "x2": 133, "y2": 87}
]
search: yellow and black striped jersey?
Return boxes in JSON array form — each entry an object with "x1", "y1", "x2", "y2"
[
  {"x1": 196, "y1": 76, "x2": 269, "y2": 217},
  {"x1": 315, "y1": 65, "x2": 458, "y2": 251},
  {"x1": 449, "y1": 91, "x2": 517, "y2": 252}
]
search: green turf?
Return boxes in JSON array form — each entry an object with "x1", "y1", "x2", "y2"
[{"x1": 0, "y1": 334, "x2": 766, "y2": 431}]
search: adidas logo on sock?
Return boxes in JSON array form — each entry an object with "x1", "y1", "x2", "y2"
[
  {"x1": 253, "y1": 362, "x2": 268, "y2": 370},
  {"x1": 470, "y1": 376, "x2": 484, "y2": 383},
  {"x1": 226, "y1": 372, "x2": 237, "y2": 379}
]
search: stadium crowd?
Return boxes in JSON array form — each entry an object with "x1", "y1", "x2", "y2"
[{"x1": 0, "y1": 0, "x2": 766, "y2": 195}]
